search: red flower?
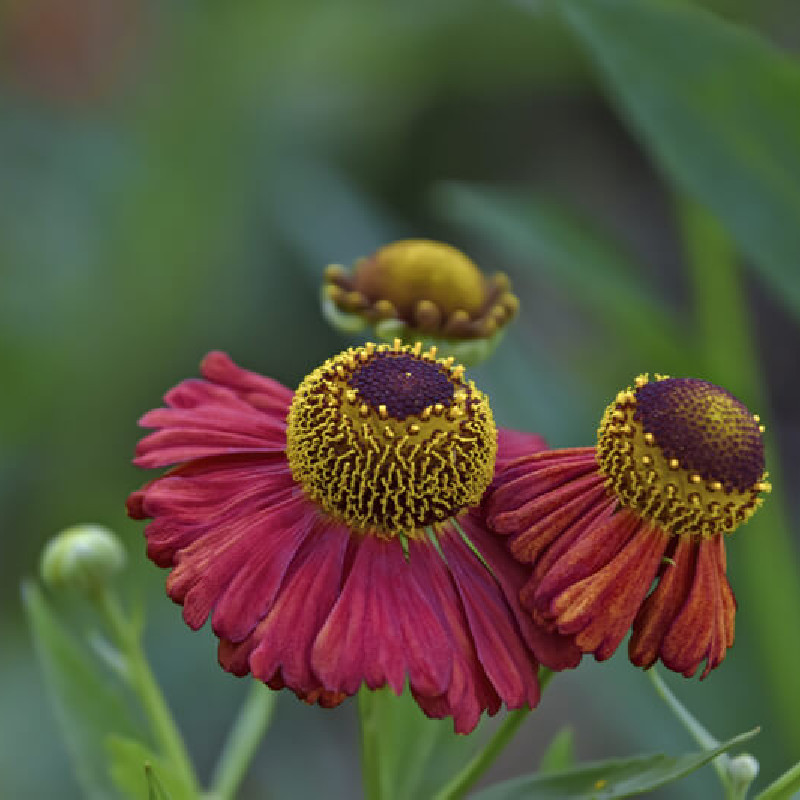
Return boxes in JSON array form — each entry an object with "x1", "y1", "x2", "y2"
[
  {"x1": 487, "y1": 375, "x2": 770, "y2": 679},
  {"x1": 128, "y1": 342, "x2": 574, "y2": 733}
]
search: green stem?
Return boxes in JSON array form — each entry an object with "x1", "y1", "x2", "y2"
[
  {"x1": 210, "y1": 681, "x2": 277, "y2": 800},
  {"x1": 359, "y1": 688, "x2": 382, "y2": 800},
  {"x1": 432, "y1": 668, "x2": 554, "y2": 800},
  {"x1": 647, "y1": 668, "x2": 732, "y2": 797},
  {"x1": 93, "y1": 588, "x2": 200, "y2": 794}
]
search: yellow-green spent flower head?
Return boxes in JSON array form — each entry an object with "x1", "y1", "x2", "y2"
[
  {"x1": 286, "y1": 339, "x2": 497, "y2": 536},
  {"x1": 40, "y1": 524, "x2": 126, "y2": 591},
  {"x1": 596, "y1": 374, "x2": 770, "y2": 537},
  {"x1": 321, "y1": 239, "x2": 518, "y2": 366}
]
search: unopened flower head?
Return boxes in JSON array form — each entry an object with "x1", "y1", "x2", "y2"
[
  {"x1": 128, "y1": 347, "x2": 567, "y2": 733},
  {"x1": 40, "y1": 524, "x2": 126, "y2": 592},
  {"x1": 321, "y1": 239, "x2": 519, "y2": 365},
  {"x1": 487, "y1": 375, "x2": 770, "y2": 679}
]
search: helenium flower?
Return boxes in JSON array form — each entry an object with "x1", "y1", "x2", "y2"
[
  {"x1": 127, "y1": 343, "x2": 573, "y2": 732},
  {"x1": 487, "y1": 375, "x2": 770, "y2": 678}
]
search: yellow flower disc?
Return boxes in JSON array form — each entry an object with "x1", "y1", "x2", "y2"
[
  {"x1": 353, "y1": 239, "x2": 486, "y2": 317},
  {"x1": 596, "y1": 375, "x2": 770, "y2": 536},
  {"x1": 286, "y1": 340, "x2": 497, "y2": 536}
]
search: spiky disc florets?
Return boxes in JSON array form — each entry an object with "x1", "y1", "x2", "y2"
[
  {"x1": 286, "y1": 340, "x2": 497, "y2": 536},
  {"x1": 596, "y1": 375, "x2": 770, "y2": 536}
]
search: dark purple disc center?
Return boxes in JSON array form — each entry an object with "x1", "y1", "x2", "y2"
[
  {"x1": 348, "y1": 353, "x2": 454, "y2": 420},
  {"x1": 634, "y1": 378, "x2": 764, "y2": 492}
]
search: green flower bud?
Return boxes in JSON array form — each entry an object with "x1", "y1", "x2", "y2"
[
  {"x1": 40, "y1": 524, "x2": 126, "y2": 592},
  {"x1": 726, "y1": 753, "x2": 759, "y2": 795}
]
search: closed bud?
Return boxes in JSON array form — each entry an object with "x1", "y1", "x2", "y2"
[{"x1": 40, "y1": 524, "x2": 126, "y2": 592}]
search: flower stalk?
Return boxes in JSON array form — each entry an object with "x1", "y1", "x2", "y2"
[
  {"x1": 210, "y1": 681, "x2": 277, "y2": 800},
  {"x1": 91, "y1": 586, "x2": 200, "y2": 794}
]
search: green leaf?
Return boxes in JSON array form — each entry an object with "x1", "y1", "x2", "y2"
[
  {"x1": 107, "y1": 736, "x2": 195, "y2": 800},
  {"x1": 432, "y1": 181, "x2": 688, "y2": 368},
  {"x1": 471, "y1": 728, "x2": 759, "y2": 799},
  {"x1": 755, "y1": 755, "x2": 800, "y2": 800},
  {"x1": 361, "y1": 687, "x2": 487, "y2": 800},
  {"x1": 22, "y1": 581, "x2": 143, "y2": 799},
  {"x1": 556, "y1": 0, "x2": 800, "y2": 319},
  {"x1": 539, "y1": 728, "x2": 576, "y2": 775}
]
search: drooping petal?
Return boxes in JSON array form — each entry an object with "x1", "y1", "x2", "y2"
[
  {"x1": 629, "y1": 535, "x2": 695, "y2": 669},
  {"x1": 223, "y1": 521, "x2": 352, "y2": 697},
  {"x1": 658, "y1": 535, "x2": 736, "y2": 678},
  {"x1": 312, "y1": 534, "x2": 452, "y2": 698},
  {"x1": 532, "y1": 508, "x2": 640, "y2": 612},
  {"x1": 440, "y1": 523, "x2": 539, "y2": 710},
  {"x1": 507, "y1": 481, "x2": 609, "y2": 565},
  {"x1": 549, "y1": 521, "x2": 669, "y2": 660},
  {"x1": 459, "y1": 513, "x2": 582, "y2": 671},
  {"x1": 134, "y1": 457, "x2": 296, "y2": 567},
  {"x1": 405, "y1": 535, "x2": 501, "y2": 734}
]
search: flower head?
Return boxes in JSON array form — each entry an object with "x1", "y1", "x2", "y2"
[
  {"x1": 487, "y1": 374, "x2": 770, "y2": 679},
  {"x1": 128, "y1": 342, "x2": 569, "y2": 732},
  {"x1": 321, "y1": 239, "x2": 518, "y2": 365}
]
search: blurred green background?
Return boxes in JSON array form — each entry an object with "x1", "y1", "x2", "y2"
[{"x1": 2, "y1": 0, "x2": 799, "y2": 797}]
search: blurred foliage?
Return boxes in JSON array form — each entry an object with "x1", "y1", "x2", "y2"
[{"x1": 2, "y1": 0, "x2": 799, "y2": 798}]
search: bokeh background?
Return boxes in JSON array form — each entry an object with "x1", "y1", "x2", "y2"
[{"x1": 2, "y1": 0, "x2": 799, "y2": 797}]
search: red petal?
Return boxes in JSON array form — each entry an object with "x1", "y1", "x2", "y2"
[
  {"x1": 134, "y1": 428, "x2": 285, "y2": 468},
  {"x1": 550, "y1": 521, "x2": 668, "y2": 659},
  {"x1": 460, "y1": 514, "x2": 582, "y2": 671},
  {"x1": 659, "y1": 536, "x2": 735, "y2": 678},
  {"x1": 508, "y1": 481, "x2": 609, "y2": 564},
  {"x1": 532, "y1": 508, "x2": 640, "y2": 611},
  {"x1": 441, "y1": 525, "x2": 539, "y2": 710},
  {"x1": 495, "y1": 429, "x2": 548, "y2": 471},
  {"x1": 495, "y1": 447, "x2": 597, "y2": 486},
  {"x1": 242, "y1": 521, "x2": 351, "y2": 693},
  {"x1": 200, "y1": 351, "x2": 294, "y2": 405},
  {"x1": 490, "y1": 472, "x2": 606, "y2": 535},
  {"x1": 312, "y1": 535, "x2": 452, "y2": 697},
  {"x1": 165, "y1": 492, "x2": 313, "y2": 635},
  {"x1": 629, "y1": 535, "x2": 694, "y2": 669},
  {"x1": 405, "y1": 535, "x2": 500, "y2": 734}
]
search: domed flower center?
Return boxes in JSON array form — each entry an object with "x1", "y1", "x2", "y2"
[
  {"x1": 354, "y1": 239, "x2": 486, "y2": 317},
  {"x1": 596, "y1": 375, "x2": 770, "y2": 536},
  {"x1": 286, "y1": 340, "x2": 497, "y2": 536}
]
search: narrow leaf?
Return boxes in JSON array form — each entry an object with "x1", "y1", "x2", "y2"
[
  {"x1": 432, "y1": 181, "x2": 687, "y2": 367},
  {"x1": 471, "y1": 729, "x2": 759, "y2": 799},
  {"x1": 22, "y1": 582, "x2": 143, "y2": 799},
  {"x1": 366, "y1": 687, "x2": 486, "y2": 800},
  {"x1": 755, "y1": 756, "x2": 800, "y2": 800},
  {"x1": 539, "y1": 727, "x2": 576, "y2": 775},
  {"x1": 107, "y1": 736, "x2": 195, "y2": 800},
  {"x1": 557, "y1": 0, "x2": 800, "y2": 319}
]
